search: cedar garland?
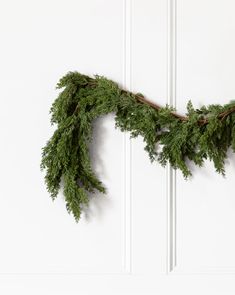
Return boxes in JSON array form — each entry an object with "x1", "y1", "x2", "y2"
[{"x1": 41, "y1": 71, "x2": 235, "y2": 221}]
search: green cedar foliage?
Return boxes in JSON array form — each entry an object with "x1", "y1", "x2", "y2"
[{"x1": 41, "y1": 71, "x2": 235, "y2": 221}]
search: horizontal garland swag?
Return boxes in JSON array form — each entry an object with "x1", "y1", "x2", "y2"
[{"x1": 41, "y1": 71, "x2": 235, "y2": 221}]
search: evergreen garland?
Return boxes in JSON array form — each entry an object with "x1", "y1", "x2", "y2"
[{"x1": 41, "y1": 71, "x2": 235, "y2": 221}]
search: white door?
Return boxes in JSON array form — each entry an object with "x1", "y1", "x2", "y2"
[{"x1": 1, "y1": 0, "x2": 235, "y2": 294}]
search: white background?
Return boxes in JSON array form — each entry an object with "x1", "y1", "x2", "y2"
[{"x1": 1, "y1": 0, "x2": 235, "y2": 294}]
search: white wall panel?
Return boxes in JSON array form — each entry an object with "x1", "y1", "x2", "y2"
[
  {"x1": 175, "y1": 0, "x2": 235, "y2": 273},
  {"x1": 130, "y1": 0, "x2": 167, "y2": 274},
  {"x1": 0, "y1": 0, "x2": 125, "y2": 274}
]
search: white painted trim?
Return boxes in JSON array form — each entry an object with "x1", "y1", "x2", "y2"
[
  {"x1": 122, "y1": 0, "x2": 133, "y2": 274},
  {"x1": 166, "y1": 0, "x2": 177, "y2": 274}
]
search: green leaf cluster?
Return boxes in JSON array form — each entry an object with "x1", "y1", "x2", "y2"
[{"x1": 41, "y1": 71, "x2": 235, "y2": 221}]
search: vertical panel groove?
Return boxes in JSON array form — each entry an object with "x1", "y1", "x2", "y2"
[
  {"x1": 166, "y1": 0, "x2": 177, "y2": 273},
  {"x1": 123, "y1": 0, "x2": 132, "y2": 274}
]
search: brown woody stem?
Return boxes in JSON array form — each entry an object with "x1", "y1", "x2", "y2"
[{"x1": 131, "y1": 92, "x2": 235, "y2": 126}]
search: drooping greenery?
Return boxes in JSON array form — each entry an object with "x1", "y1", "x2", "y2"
[{"x1": 41, "y1": 71, "x2": 235, "y2": 221}]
